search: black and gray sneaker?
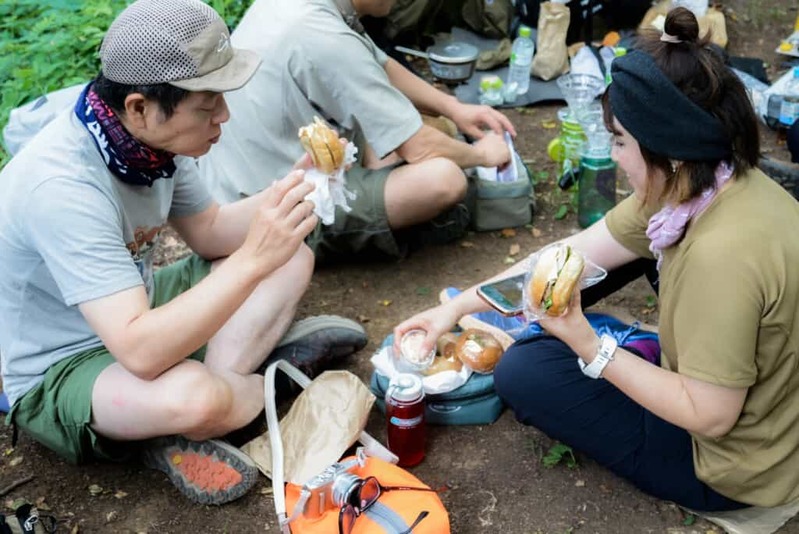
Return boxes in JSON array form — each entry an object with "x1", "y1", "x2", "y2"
[{"x1": 262, "y1": 315, "x2": 368, "y2": 379}]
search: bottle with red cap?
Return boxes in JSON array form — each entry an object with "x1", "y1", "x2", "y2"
[{"x1": 385, "y1": 373, "x2": 426, "y2": 467}]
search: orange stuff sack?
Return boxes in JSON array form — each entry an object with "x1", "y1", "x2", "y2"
[{"x1": 285, "y1": 456, "x2": 450, "y2": 533}]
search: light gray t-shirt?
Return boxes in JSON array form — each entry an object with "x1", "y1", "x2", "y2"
[
  {"x1": 0, "y1": 109, "x2": 212, "y2": 406},
  {"x1": 199, "y1": 0, "x2": 423, "y2": 202}
]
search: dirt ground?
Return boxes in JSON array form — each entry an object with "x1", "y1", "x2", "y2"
[{"x1": 2, "y1": 1, "x2": 799, "y2": 532}]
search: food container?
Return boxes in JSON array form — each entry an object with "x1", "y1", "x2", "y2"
[
  {"x1": 397, "y1": 329, "x2": 436, "y2": 372},
  {"x1": 395, "y1": 42, "x2": 479, "y2": 84}
]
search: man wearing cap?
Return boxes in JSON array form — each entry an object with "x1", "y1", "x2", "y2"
[
  {"x1": 198, "y1": 0, "x2": 518, "y2": 262},
  {"x1": 0, "y1": 0, "x2": 367, "y2": 505}
]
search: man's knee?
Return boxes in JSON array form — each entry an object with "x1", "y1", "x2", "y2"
[
  {"x1": 165, "y1": 363, "x2": 234, "y2": 430},
  {"x1": 288, "y1": 243, "x2": 314, "y2": 285},
  {"x1": 427, "y1": 158, "x2": 467, "y2": 205}
]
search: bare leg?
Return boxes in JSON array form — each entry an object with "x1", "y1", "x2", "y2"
[
  {"x1": 383, "y1": 157, "x2": 466, "y2": 228},
  {"x1": 204, "y1": 243, "x2": 314, "y2": 374},
  {"x1": 90, "y1": 245, "x2": 314, "y2": 440},
  {"x1": 91, "y1": 359, "x2": 241, "y2": 440}
]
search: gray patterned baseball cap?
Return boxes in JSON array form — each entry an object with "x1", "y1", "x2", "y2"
[{"x1": 100, "y1": 0, "x2": 260, "y2": 92}]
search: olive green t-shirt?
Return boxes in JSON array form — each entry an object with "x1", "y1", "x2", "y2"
[{"x1": 605, "y1": 168, "x2": 799, "y2": 507}]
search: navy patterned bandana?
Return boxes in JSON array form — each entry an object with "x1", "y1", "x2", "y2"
[{"x1": 74, "y1": 82, "x2": 176, "y2": 187}]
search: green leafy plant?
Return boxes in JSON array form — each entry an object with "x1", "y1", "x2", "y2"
[
  {"x1": 541, "y1": 442, "x2": 578, "y2": 469},
  {"x1": 0, "y1": 0, "x2": 253, "y2": 168}
]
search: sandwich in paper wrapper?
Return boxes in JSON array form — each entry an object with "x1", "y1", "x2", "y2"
[
  {"x1": 523, "y1": 243, "x2": 608, "y2": 321},
  {"x1": 298, "y1": 116, "x2": 358, "y2": 225}
]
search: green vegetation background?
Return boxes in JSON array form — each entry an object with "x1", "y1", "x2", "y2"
[{"x1": 0, "y1": 0, "x2": 253, "y2": 168}]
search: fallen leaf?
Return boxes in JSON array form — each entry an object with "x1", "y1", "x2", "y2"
[
  {"x1": 509, "y1": 244, "x2": 521, "y2": 256},
  {"x1": 88, "y1": 484, "x2": 103, "y2": 496},
  {"x1": 357, "y1": 314, "x2": 370, "y2": 323},
  {"x1": 113, "y1": 491, "x2": 127, "y2": 499},
  {"x1": 106, "y1": 511, "x2": 119, "y2": 523},
  {"x1": 34, "y1": 497, "x2": 50, "y2": 511},
  {"x1": 9, "y1": 456, "x2": 23, "y2": 467},
  {"x1": 575, "y1": 480, "x2": 585, "y2": 487},
  {"x1": 531, "y1": 227, "x2": 543, "y2": 238},
  {"x1": 554, "y1": 205, "x2": 569, "y2": 220},
  {"x1": 460, "y1": 240, "x2": 475, "y2": 248},
  {"x1": 70, "y1": 526, "x2": 80, "y2": 534},
  {"x1": 3, "y1": 448, "x2": 13, "y2": 456},
  {"x1": 500, "y1": 228, "x2": 516, "y2": 238},
  {"x1": 379, "y1": 300, "x2": 392, "y2": 307},
  {"x1": 503, "y1": 256, "x2": 516, "y2": 264},
  {"x1": 541, "y1": 119, "x2": 557, "y2": 129}
]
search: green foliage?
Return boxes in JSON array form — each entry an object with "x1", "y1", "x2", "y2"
[
  {"x1": 0, "y1": 0, "x2": 253, "y2": 168},
  {"x1": 541, "y1": 442, "x2": 577, "y2": 469}
]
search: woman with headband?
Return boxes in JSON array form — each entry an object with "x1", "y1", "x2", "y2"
[{"x1": 395, "y1": 7, "x2": 799, "y2": 510}]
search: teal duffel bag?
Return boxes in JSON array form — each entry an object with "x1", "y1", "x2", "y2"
[{"x1": 369, "y1": 334, "x2": 505, "y2": 426}]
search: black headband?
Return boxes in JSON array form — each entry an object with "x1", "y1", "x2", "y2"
[{"x1": 608, "y1": 50, "x2": 732, "y2": 161}]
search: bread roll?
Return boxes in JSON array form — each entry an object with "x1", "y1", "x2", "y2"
[
  {"x1": 298, "y1": 116, "x2": 344, "y2": 174},
  {"x1": 455, "y1": 329, "x2": 504, "y2": 374},
  {"x1": 528, "y1": 244, "x2": 585, "y2": 316},
  {"x1": 423, "y1": 332, "x2": 462, "y2": 375}
]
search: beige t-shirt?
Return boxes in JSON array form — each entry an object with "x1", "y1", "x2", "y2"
[
  {"x1": 606, "y1": 168, "x2": 799, "y2": 507},
  {"x1": 199, "y1": 0, "x2": 423, "y2": 202}
]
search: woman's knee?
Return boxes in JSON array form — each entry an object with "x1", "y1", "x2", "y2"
[{"x1": 494, "y1": 338, "x2": 575, "y2": 415}]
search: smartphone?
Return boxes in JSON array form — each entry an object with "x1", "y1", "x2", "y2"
[{"x1": 477, "y1": 273, "x2": 526, "y2": 316}]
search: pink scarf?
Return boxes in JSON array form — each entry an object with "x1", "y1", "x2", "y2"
[{"x1": 646, "y1": 161, "x2": 734, "y2": 269}]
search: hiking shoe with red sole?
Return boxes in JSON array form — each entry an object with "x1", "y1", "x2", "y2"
[{"x1": 142, "y1": 436, "x2": 258, "y2": 505}]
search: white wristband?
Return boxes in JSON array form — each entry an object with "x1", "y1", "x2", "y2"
[{"x1": 578, "y1": 334, "x2": 617, "y2": 379}]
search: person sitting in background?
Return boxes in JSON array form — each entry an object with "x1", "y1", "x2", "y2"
[
  {"x1": 199, "y1": 0, "x2": 517, "y2": 263},
  {"x1": 0, "y1": 0, "x2": 366, "y2": 506},
  {"x1": 395, "y1": 7, "x2": 799, "y2": 512}
]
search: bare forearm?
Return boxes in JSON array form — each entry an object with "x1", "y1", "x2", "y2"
[
  {"x1": 397, "y1": 126, "x2": 485, "y2": 168},
  {"x1": 566, "y1": 335, "x2": 743, "y2": 438},
  {"x1": 178, "y1": 190, "x2": 271, "y2": 259},
  {"x1": 385, "y1": 58, "x2": 458, "y2": 116},
  {"x1": 109, "y1": 253, "x2": 262, "y2": 379}
]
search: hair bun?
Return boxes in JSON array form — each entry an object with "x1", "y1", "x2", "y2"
[{"x1": 664, "y1": 6, "x2": 700, "y2": 43}]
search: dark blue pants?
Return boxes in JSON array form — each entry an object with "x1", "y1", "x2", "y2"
[{"x1": 493, "y1": 259, "x2": 746, "y2": 512}]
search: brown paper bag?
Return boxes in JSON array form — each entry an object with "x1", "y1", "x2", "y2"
[
  {"x1": 532, "y1": 1, "x2": 570, "y2": 81},
  {"x1": 242, "y1": 369, "x2": 376, "y2": 485}
]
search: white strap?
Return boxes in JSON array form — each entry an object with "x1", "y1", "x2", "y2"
[
  {"x1": 263, "y1": 361, "x2": 397, "y2": 533},
  {"x1": 264, "y1": 360, "x2": 307, "y2": 533}
]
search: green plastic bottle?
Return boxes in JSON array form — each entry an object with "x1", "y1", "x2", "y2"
[{"x1": 577, "y1": 154, "x2": 617, "y2": 228}]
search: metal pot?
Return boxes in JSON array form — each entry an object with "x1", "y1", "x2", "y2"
[{"x1": 395, "y1": 42, "x2": 479, "y2": 84}]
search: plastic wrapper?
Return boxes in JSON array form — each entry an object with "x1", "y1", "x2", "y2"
[
  {"x1": 522, "y1": 243, "x2": 608, "y2": 322},
  {"x1": 303, "y1": 141, "x2": 358, "y2": 226}
]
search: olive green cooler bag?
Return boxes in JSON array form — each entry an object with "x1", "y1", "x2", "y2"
[{"x1": 468, "y1": 152, "x2": 534, "y2": 231}]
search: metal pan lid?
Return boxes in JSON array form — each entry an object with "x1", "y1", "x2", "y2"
[{"x1": 427, "y1": 42, "x2": 479, "y2": 64}]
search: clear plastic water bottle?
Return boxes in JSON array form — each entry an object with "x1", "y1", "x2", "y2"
[
  {"x1": 778, "y1": 67, "x2": 799, "y2": 129},
  {"x1": 507, "y1": 26, "x2": 535, "y2": 95}
]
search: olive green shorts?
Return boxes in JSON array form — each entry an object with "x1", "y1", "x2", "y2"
[
  {"x1": 306, "y1": 163, "x2": 405, "y2": 263},
  {"x1": 6, "y1": 255, "x2": 211, "y2": 464}
]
